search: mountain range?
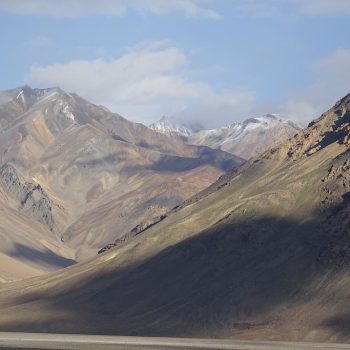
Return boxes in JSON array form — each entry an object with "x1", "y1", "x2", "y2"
[
  {"x1": 0, "y1": 85, "x2": 243, "y2": 279},
  {"x1": 150, "y1": 114, "x2": 302, "y2": 159},
  {"x1": 0, "y1": 85, "x2": 300, "y2": 280},
  {"x1": 0, "y1": 92, "x2": 349, "y2": 342}
]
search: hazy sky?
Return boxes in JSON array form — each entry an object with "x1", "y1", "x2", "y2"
[{"x1": 0, "y1": 0, "x2": 349, "y2": 127}]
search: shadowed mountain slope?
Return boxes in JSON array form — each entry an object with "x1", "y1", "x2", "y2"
[{"x1": 0, "y1": 94, "x2": 349, "y2": 341}]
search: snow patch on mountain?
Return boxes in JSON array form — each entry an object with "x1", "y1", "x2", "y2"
[
  {"x1": 187, "y1": 114, "x2": 303, "y2": 159},
  {"x1": 62, "y1": 104, "x2": 76, "y2": 122},
  {"x1": 149, "y1": 116, "x2": 202, "y2": 137},
  {"x1": 199, "y1": 114, "x2": 302, "y2": 138},
  {"x1": 16, "y1": 90, "x2": 24, "y2": 100}
]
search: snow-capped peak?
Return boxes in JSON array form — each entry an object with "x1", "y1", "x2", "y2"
[
  {"x1": 187, "y1": 113, "x2": 303, "y2": 159},
  {"x1": 149, "y1": 116, "x2": 196, "y2": 136},
  {"x1": 220, "y1": 114, "x2": 303, "y2": 131}
]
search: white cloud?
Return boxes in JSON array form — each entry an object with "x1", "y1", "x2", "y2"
[
  {"x1": 2, "y1": 0, "x2": 347, "y2": 20},
  {"x1": 275, "y1": 48, "x2": 350, "y2": 122},
  {"x1": 27, "y1": 42, "x2": 206, "y2": 103},
  {"x1": 26, "y1": 41, "x2": 350, "y2": 127},
  {"x1": 175, "y1": 90, "x2": 255, "y2": 128},
  {"x1": 313, "y1": 48, "x2": 350, "y2": 90},
  {"x1": 27, "y1": 41, "x2": 251, "y2": 125},
  {"x1": 132, "y1": 0, "x2": 221, "y2": 19},
  {"x1": 176, "y1": 45, "x2": 350, "y2": 126},
  {"x1": 0, "y1": 0, "x2": 220, "y2": 19},
  {"x1": 274, "y1": 97, "x2": 323, "y2": 124},
  {"x1": 231, "y1": 0, "x2": 350, "y2": 17},
  {"x1": 0, "y1": 0, "x2": 125, "y2": 17}
]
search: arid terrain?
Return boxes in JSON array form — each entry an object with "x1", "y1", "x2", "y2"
[
  {"x1": 0, "y1": 86, "x2": 244, "y2": 278},
  {"x1": 0, "y1": 86, "x2": 299, "y2": 280},
  {"x1": 0, "y1": 93, "x2": 348, "y2": 342}
]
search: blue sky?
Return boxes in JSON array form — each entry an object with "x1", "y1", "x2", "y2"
[{"x1": 0, "y1": 0, "x2": 349, "y2": 127}]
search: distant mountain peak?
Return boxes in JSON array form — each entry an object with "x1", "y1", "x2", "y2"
[
  {"x1": 244, "y1": 113, "x2": 294, "y2": 123},
  {"x1": 14, "y1": 86, "x2": 72, "y2": 101},
  {"x1": 187, "y1": 113, "x2": 302, "y2": 159},
  {"x1": 0, "y1": 86, "x2": 72, "y2": 112},
  {"x1": 149, "y1": 113, "x2": 303, "y2": 159},
  {"x1": 149, "y1": 116, "x2": 201, "y2": 136}
]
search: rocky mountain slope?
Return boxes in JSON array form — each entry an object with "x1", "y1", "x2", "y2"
[
  {"x1": 0, "y1": 94, "x2": 349, "y2": 342},
  {"x1": 151, "y1": 114, "x2": 302, "y2": 159},
  {"x1": 0, "y1": 86, "x2": 243, "y2": 273}
]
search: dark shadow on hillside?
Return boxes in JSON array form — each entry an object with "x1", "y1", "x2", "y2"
[
  {"x1": 149, "y1": 155, "x2": 201, "y2": 172},
  {"x1": 75, "y1": 154, "x2": 118, "y2": 167},
  {"x1": 8, "y1": 243, "x2": 76, "y2": 269},
  {"x1": 196, "y1": 146, "x2": 245, "y2": 171},
  {"x1": 312, "y1": 193, "x2": 350, "y2": 340},
  {"x1": 0, "y1": 190, "x2": 350, "y2": 337},
  {"x1": 149, "y1": 148, "x2": 243, "y2": 173},
  {"x1": 305, "y1": 109, "x2": 350, "y2": 155},
  {"x1": 321, "y1": 313, "x2": 350, "y2": 341},
  {"x1": 0, "y1": 208, "x2": 347, "y2": 338}
]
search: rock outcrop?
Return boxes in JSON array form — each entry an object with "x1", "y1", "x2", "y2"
[{"x1": 0, "y1": 164, "x2": 55, "y2": 231}]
